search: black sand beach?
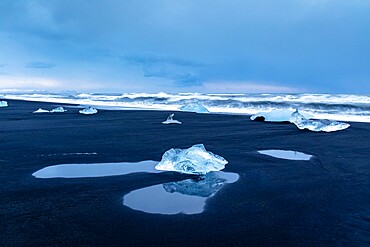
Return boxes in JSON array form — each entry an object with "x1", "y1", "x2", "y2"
[{"x1": 1, "y1": 99, "x2": 369, "y2": 246}]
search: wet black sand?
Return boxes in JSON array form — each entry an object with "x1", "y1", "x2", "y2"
[{"x1": 1, "y1": 99, "x2": 369, "y2": 246}]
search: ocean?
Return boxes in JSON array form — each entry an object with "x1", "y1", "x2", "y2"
[{"x1": 2, "y1": 91, "x2": 370, "y2": 122}]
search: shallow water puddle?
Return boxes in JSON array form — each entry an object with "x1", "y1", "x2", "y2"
[
  {"x1": 258, "y1": 150, "x2": 312, "y2": 160},
  {"x1": 123, "y1": 171, "x2": 239, "y2": 215},
  {"x1": 33, "y1": 161, "x2": 239, "y2": 215},
  {"x1": 32, "y1": 160, "x2": 161, "y2": 178}
]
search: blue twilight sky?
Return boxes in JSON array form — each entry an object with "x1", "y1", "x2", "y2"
[{"x1": 0, "y1": 0, "x2": 369, "y2": 93}]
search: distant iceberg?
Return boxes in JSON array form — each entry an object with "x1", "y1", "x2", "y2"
[
  {"x1": 0, "y1": 101, "x2": 8, "y2": 107},
  {"x1": 33, "y1": 108, "x2": 50, "y2": 113},
  {"x1": 179, "y1": 102, "x2": 209, "y2": 113},
  {"x1": 250, "y1": 109, "x2": 312, "y2": 122},
  {"x1": 79, "y1": 106, "x2": 98, "y2": 115},
  {"x1": 290, "y1": 110, "x2": 350, "y2": 132},
  {"x1": 162, "y1": 114, "x2": 182, "y2": 124},
  {"x1": 50, "y1": 106, "x2": 66, "y2": 113},
  {"x1": 155, "y1": 144, "x2": 228, "y2": 175}
]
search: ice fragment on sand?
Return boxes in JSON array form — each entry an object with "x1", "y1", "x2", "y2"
[
  {"x1": 155, "y1": 144, "x2": 228, "y2": 174},
  {"x1": 50, "y1": 106, "x2": 66, "y2": 113},
  {"x1": 33, "y1": 108, "x2": 50, "y2": 113},
  {"x1": 250, "y1": 109, "x2": 312, "y2": 122},
  {"x1": 162, "y1": 114, "x2": 182, "y2": 124},
  {"x1": 290, "y1": 110, "x2": 350, "y2": 132},
  {"x1": 0, "y1": 101, "x2": 8, "y2": 107},
  {"x1": 179, "y1": 102, "x2": 209, "y2": 113},
  {"x1": 79, "y1": 106, "x2": 98, "y2": 115}
]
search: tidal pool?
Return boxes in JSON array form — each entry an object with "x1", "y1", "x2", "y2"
[
  {"x1": 123, "y1": 171, "x2": 239, "y2": 215},
  {"x1": 32, "y1": 160, "x2": 161, "y2": 178},
  {"x1": 258, "y1": 150, "x2": 312, "y2": 160}
]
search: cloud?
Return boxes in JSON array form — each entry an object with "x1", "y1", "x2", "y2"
[
  {"x1": 124, "y1": 54, "x2": 204, "y2": 85},
  {"x1": 0, "y1": 0, "x2": 369, "y2": 93}
]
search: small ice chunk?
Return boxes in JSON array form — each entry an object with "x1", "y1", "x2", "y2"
[
  {"x1": 162, "y1": 114, "x2": 182, "y2": 124},
  {"x1": 0, "y1": 101, "x2": 8, "y2": 107},
  {"x1": 179, "y1": 102, "x2": 209, "y2": 113},
  {"x1": 50, "y1": 106, "x2": 66, "y2": 113},
  {"x1": 250, "y1": 109, "x2": 312, "y2": 122},
  {"x1": 290, "y1": 110, "x2": 350, "y2": 132},
  {"x1": 79, "y1": 106, "x2": 98, "y2": 115},
  {"x1": 155, "y1": 144, "x2": 228, "y2": 174},
  {"x1": 33, "y1": 108, "x2": 50, "y2": 113}
]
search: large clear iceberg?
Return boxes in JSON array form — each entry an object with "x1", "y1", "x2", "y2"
[
  {"x1": 0, "y1": 101, "x2": 8, "y2": 107},
  {"x1": 290, "y1": 110, "x2": 350, "y2": 132},
  {"x1": 179, "y1": 102, "x2": 209, "y2": 113},
  {"x1": 50, "y1": 106, "x2": 66, "y2": 113},
  {"x1": 79, "y1": 106, "x2": 98, "y2": 115},
  {"x1": 33, "y1": 108, "x2": 50, "y2": 113},
  {"x1": 162, "y1": 114, "x2": 182, "y2": 124},
  {"x1": 250, "y1": 109, "x2": 312, "y2": 122},
  {"x1": 155, "y1": 144, "x2": 228, "y2": 174}
]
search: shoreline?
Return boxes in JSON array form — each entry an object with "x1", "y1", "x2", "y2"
[{"x1": 2, "y1": 98, "x2": 370, "y2": 124}]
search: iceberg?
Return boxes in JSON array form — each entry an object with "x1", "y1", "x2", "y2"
[
  {"x1": 162, "y1": 114, "x2": 182, "y2": 124},
  {"x1": 79, "y1": 106, "x2": 98, "y2": 115},
  {"x1": 50, "y1": 106, "x2": 66, "y2": 113},
  {"x1": 250, "y1": 109, "x2": 312, "y2": 122},
  {"x1": 179, "y1": 102, "x2": 209, "y2": 113},
  {"x1": 0, "y1": 101, "x2": 8, "y2": 107},
  {"x1": 33, "y1": 108, "x2": 50, "y2": 113},
  {"x1": 290, "y1": 110, "x2": 350, "y2": 132},
  {"x1": 155, "y1": 144, "x2": 228, "y2": 174}
]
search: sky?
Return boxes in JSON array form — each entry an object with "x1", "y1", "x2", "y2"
[{"x1": 0, "y1": 0, "x2": 369, "y2": 94}]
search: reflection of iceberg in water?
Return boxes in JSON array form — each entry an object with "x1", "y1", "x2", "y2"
[{"x1": 123, "y1": 171, "x2": 239, "y2": 215}]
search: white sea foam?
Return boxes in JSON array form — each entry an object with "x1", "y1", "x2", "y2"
[{"x1": 3, "y1": 91, "x2": 370, "y2": 122}]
